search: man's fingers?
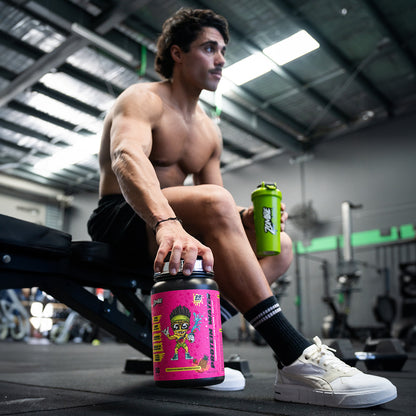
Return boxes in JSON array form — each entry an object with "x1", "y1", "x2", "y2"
[
  {"x1": 154, "y1": 233, "x2": 213, "y2": 277},
  {"x1": 200, "y1": 246, "x2": 214, "y2": 273},
  {"x1": 154, "y1": 242, "x2": 169, "y2": 274},
  {"x1": 168, "y1": 243, "x2": 183, "y2": 275},
  {"x1": 182, "y1": 246, "x2": 198, "y2": 276}
]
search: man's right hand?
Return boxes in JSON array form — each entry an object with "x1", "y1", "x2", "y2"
[{"x1": 153, "y1": 220, "x2": 214, "y2": 277}]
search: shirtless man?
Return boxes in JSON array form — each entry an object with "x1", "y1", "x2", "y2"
[{"x1": 88, "y1": 8, "x2": 396, "y2": 408}]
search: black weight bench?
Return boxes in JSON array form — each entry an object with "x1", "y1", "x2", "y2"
[
  {"x1": 0, "y1": 213, "x2": 252, "y2": 376},
  {"x1": 0, "y1": 213, "x2": 153, "y2": 358}
]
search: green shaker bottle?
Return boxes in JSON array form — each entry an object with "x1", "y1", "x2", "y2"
[{"x1": 251, "y1": 182, "x2": 282, "y2": 256}]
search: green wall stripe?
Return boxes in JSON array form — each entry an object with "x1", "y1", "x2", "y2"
[
  {"x1": 295, "y1": 224, "x2": 414, "y2": 254},
  {"x1": 401, "y1": 224, "x2": 416, "y2": 239},
  {"x1": 352, "y1": 227, "x2": 399, "y2": 246}
]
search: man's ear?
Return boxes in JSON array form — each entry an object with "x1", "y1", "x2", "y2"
[{"x1": 170, "y1": 44, "x2": 183, "y2": 63}]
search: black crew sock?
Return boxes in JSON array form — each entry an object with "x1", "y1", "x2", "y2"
[
  {"x1": 243, "y1": 296, "x2": 311, "y2": 366},
  {"x1": 220, "y1": 297, "x2": 239, "y2": 324}
]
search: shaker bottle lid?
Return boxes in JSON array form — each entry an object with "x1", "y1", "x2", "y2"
[
  {"x1": 258, "y1": 182, "x2": 277, "y2": 189},
  {"x1": 251, "y1": 181, "x2": 281, "y2": 199}
]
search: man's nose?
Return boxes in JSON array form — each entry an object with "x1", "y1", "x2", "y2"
[{"x1": 215, "y1": 52, "x2": 225, "y2": 67}]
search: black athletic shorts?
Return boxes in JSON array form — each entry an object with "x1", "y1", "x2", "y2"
[{"x1": 87, "y1": 194, "x2": 151, "y2": 264}]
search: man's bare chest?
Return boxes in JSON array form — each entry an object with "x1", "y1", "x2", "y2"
[{"x1": 150, "y1": 117, "x2": 216, "y2": 173}]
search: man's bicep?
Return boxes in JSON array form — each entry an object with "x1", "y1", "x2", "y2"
[
  {"x1": 194, "y1": 145, "x2": 223, "y2": 185},
  {"x1": 194, "y1": 159, "x2": 223, "y2": 185},
  {"x1": 111, "y1": 87, "x2": 163, "y2": 157}
]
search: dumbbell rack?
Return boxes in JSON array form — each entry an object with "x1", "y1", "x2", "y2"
[{"x1": 328, "y1": 338, "x2": 408, "y2": 371}]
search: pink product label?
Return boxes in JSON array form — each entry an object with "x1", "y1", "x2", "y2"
[{"x1": 151, "y1": 289, "x2": 224, "y2": 382}]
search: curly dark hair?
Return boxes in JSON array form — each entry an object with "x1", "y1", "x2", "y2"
[{"x1": 155, "y1": 8, "x2": 229, "y2": 79}]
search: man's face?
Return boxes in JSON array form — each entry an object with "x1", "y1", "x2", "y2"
[{"x1": 180, "y1": 27, "x2": 226, "y2": 92}]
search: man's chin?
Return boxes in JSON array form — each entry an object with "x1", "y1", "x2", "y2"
[{"x1": 204, "y1": 83, "x2": 220, "y2": 92}]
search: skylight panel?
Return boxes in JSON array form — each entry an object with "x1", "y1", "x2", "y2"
[
  {"x1": 263, "y1": 30, "x2": 320, "y2": 66},
  {"x1": 223, "y1": 53, "x2": 274, "y2": 85}
]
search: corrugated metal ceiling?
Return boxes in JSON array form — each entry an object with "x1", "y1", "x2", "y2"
[{"x1": 0, "y1": 0, "x2": 415, "y2": 194}]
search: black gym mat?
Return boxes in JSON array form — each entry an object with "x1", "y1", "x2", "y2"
[{"x1": 0, "y1": 339, "x2": 414, "y2": 416}]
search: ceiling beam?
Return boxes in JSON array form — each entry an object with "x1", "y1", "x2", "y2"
[
  {"x1": 0, "y1": 32, "x2": 123, "y2": 112},
  {"x1": 205, "y1": 94, "x2": 305, "y2": 153},
  {"x1": 2, "y1": 0, "x2": 306, "y2": 154},
  {"x1": 362, "y1": 0, "x2": 416, "y2": 73},
  {"x1": 92, "y1": 0, "x2": 152, "y2": 33},
  {"x1": 8, "y1": 0, "x2": 92, "y2": 33},
  {"x1": 59, "y1": 63, "x2": 124, "y2": 97},
  {"x1": 0, "y1": 30, "x2": 42, "y2": 60},
  {"x1": 0, "y1": 0, "x2": 151, "y2": 108},
  {"x1": 0, "y1": 65, "x2": 104, "y2": 117},
  {"x1": 223, "y1": 137, "x2": 256, "y2": 159},
  {"x1": 7, "y1": 101, "x2": 95, "y2": 135},
  {"x1": 0, "y1": 137, "x2": 28, "y2": 156},
  {"x1": 0, "y1": 117, "x2": 59, "y2": 148},
  {"x1": 32, "y1": 84, "x2": 104, "y2": 118},
  {"x1": 0, "y1": 34, "x2": 90, "y2": 107}
]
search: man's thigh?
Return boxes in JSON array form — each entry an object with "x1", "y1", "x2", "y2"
[
  {"x1": 89, "y1": 194, "x2": 153, "y2": 263},
  {"x1": 161, "y1": 184, "x2": 229, "y2": 237}
]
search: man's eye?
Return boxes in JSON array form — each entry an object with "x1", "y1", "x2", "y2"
[
  {"x1": 173, "y1": 324, "x2": 180, "y2": 330},
  {"x1": 182, "y1": 323, "x2": 189, "y2": 330}
]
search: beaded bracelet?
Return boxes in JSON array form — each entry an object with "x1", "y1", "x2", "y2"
[{"x1": 153, "y1": 217, "x2": 182, "y2": 234}]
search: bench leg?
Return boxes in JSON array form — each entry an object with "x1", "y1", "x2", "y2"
[{"x1": 40, "y1": 278, "x2": 152, "y2": 358}]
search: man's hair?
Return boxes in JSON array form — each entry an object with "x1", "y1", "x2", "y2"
[{"x1": 155, "y1": 8, "x2": 229, "y2": 79}]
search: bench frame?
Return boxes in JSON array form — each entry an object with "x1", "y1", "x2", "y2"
[{"x1": 0, "y1": 214, "x2": 153, "y2": 357}]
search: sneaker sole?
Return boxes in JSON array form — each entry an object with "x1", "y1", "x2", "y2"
[{"x1": 274, "y1": 384, "x2": 397, "y2": 408}]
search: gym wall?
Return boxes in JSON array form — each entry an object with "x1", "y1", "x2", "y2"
[
  {"x1": 0, "y1": 175, "x2": 66, "y2": 230},
  {"x1": 222, "y1": 111, "x2": 416, "y2": 338}
]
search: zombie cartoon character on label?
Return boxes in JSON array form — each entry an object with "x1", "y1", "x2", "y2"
[{"x1": 162, "y1": 305, "x2": 202, "y2": 360}]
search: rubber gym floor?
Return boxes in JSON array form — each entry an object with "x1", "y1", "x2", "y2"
[{"x1": 0, "y1": 338, "x2": 414, "y2": 416}]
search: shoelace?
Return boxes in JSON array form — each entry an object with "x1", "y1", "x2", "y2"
[{"x1": 305, "y1": 336, "x2": 352, "y2": 373}]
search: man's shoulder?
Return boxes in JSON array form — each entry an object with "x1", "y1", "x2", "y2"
[
  {"x1": 121, "y1": 81, "x2": 165, "y2": 102},
  {"x1": 114, "y1": 82, "x2": 167, "y2": 119}
]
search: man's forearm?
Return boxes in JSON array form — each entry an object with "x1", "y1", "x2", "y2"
[{"x1": 112, "y1": 149, "x2": 176, "y2": 229}]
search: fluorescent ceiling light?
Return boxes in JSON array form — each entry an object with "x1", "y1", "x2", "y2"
[
  {"x1": 34, "y1": 135, "x2": 100, "y2": 176},
  {"x1": 263, "y1": 30, "x2": 320, "y2": 65},
  {"x1": 222, "y1": 30, "x2": 319, "y2": 88},
  {"x1": 223, "y1": 53, "x2": 274, "y2": 85}
]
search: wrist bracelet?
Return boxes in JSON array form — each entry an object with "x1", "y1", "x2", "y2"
[{"x1": 153, "y1": 217, "x2": 182, "y2": 234}]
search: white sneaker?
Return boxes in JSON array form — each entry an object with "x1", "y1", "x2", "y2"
[
  {"x1": 274, "y1": 336, "x2": 397, "y2": 408},
  {"x1": 204, "y1": 367, "x2": 246, "y2": 391}
]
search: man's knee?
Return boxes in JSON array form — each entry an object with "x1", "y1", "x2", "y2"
[{"x1": 199, "y1": 184, "x2": 236, "y2": 219}]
